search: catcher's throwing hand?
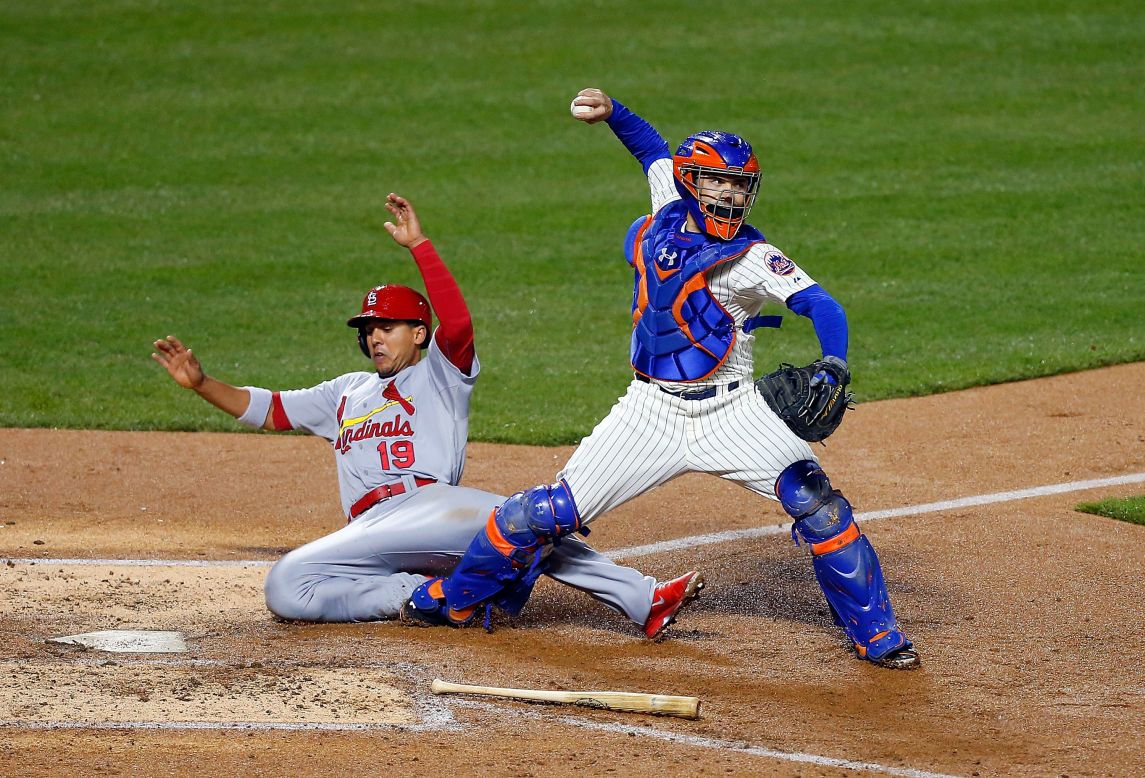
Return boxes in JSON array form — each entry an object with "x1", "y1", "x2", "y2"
[
  {"x1": 151, "y1": 335, "x2": 205, "y2": 390},
  {"x1": 570, "y1": 88, "x2": 614, "y2": 124},
  {"x1": 755, "y1": 356, "x2": 853, "y2": 442},
  {"x1": 383, "y1": 193, "x2": 427, "y2": 249}
]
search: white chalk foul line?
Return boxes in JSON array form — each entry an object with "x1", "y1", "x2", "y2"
[
  {"x1": 0, "y1": 652, "x2": 958, "y2": 776},
  {"x1": 611, "y1": 471, "x2": 1145, "y2": 560},
  {"x1": 1, "y1": 557, "x2": 274, "y2": 568},
  {"x1": 453, "y1": 700, "x2": 962, "y2": 778},
  {"x1": 5, "y1": 472, "x2": 1143, "y2": 569},
  {"x1": 4, "y1": 649, "x2": 954, "y2": 778},
  {"x1": 0, "y1": 701, "x2": 958, "y2": 778}
]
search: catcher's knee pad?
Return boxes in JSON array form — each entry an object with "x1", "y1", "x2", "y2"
[
  {"x1": 777, "y1": 461, "x2": 909, "y2": 662},
  {"x1": 485, "y1": 479, "x2": 583, "y2": 557},
  {"x1": 776, "y1": 460, "x2": 831, "y2": 518},
  {"x1": 776, "y1": 460, "x2": 855, "y2": 545},
  {"x1": 442, "y1": 481, "x2": 583, "y2": 612}
]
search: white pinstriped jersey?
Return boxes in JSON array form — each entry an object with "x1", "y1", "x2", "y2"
[
  {"x1": 643, "y1": 158, "x2": 816, "y2": 392},
  {"x1": 556, "y1": 158, "x2": 819, "y2": 522}
]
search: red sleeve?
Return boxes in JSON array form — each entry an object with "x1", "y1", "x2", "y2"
[
  {"x1": 410, "y1": 240, "x2": 475, "y2": 373},
  {"x1": 270, "y1": 392, "x2": 293, "y2": 431}
]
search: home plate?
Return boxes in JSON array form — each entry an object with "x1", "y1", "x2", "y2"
[{"x1": 46, "y1": 630, "x2": 188, "y2": 653}]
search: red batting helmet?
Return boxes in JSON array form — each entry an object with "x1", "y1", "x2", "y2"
[{"x1": 347, "y1": 284, "x2": 432, "y2": 353}]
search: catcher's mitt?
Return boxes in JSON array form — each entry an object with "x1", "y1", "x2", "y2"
[{"x1": 755, "y1": 356, "x2": 853, "y2": 442}]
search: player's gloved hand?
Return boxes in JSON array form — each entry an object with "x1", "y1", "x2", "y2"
[
  {"x1": 810, "y1": 355, "x2": 849, "y2": 387},
  {"x1": 570, "y1": 88, "x2": 613, "y2": 124},
  {"x1": 755, "y1": 356, "x2": 852, "y2": 442}
]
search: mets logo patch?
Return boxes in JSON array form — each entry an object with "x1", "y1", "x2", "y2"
[{"x1": 765, "y1": 251, "x2": 796, "y2": 276}]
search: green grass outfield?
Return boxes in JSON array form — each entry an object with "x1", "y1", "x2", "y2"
[{"x1": 2, "y1": 0, "x2": 1142, "y2": 443}]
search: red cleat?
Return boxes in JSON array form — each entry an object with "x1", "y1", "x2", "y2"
[{"x1": 644, "y1": 571, "x2": 705, "y2": 639}]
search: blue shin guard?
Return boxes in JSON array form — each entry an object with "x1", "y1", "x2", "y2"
[
  {"x1": 810, "y1": 533, "x2": 911, "y2": 661},
  {"x1": 776, "y1": 461, "x2": 912, "y2": 663},
  {"x1": 405, "y1": 481, "x2": 583, "y2": 624}
]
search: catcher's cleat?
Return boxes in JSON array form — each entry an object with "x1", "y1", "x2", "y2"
[
  {"x1": 398, "y1": 577, "x2": 475, "y2": 628},
  {"x1": 644, "y1": 571, "x2": 705, "y2": 640},
  {"x1": 869, "y1": 645, "x2": 920, "y2": 670}
]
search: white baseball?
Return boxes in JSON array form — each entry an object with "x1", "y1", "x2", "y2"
[{"x1": 570, "y1": 100, "x2": 593, "y2": 119}]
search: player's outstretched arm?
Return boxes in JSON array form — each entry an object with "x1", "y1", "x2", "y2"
[
  {"x1": 151, "y1": 336, "x2": 273, "y2": 429},
  {"x1": 383, "y1": 193, "x2": 476, "y2": 373},
  {"x1": 573, "y1": 88, "x2": 674, "y2": 213}
]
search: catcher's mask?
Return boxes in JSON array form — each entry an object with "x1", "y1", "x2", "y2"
[
  {"x1": 673, "y1": 131, "x2": 761, "y2": 240},
  {"x1": 347, "y1": 284, "x2": 432, "y2": 357}
]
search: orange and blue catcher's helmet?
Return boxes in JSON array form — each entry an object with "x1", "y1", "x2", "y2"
[
  {"x1": 347, "y1": 284, "x2": 432, "y2": 356},
  {"x1": 672, "y1": 131, "x2": 761, "y2": 240}
]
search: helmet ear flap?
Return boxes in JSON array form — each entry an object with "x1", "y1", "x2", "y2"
[
  {"x1": 357, "y1": 329, "x2": 370, "y2": 358},
  {"x1": 672, "y1": 162, "x2": 708, "y2": 235}
]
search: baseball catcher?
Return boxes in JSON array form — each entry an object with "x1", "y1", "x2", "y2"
[{"x1": 402, "y1": 91, "x2": 918, "y2": 670}]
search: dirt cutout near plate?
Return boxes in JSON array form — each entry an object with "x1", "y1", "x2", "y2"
[{"x1": 1, "y1": 662, "x2": 414, "y2": 726}]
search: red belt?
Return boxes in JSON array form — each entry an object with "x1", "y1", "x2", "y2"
[{"x1": 349, "y1": 477, "x2": 437, "y2": 520}]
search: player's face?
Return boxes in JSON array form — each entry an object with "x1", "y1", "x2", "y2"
[
  {"x1": 695, "y1": 171, "x2": 752, "y2": 208},
  {"x1": 363, "y1": 320, "x2": 426, "y2": 377}
]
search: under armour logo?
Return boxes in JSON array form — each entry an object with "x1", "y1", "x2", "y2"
[{"x1": 656, "y1": 247, "x2": 679, "y2": 268}]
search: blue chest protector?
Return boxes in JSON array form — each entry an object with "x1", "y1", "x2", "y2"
[{"x1": 626, "y1": 201, "x2": 764, "y2": 382}]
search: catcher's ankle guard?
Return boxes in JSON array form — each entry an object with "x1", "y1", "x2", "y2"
[
  {"x1": 776, "y1": 460, "x2": 910, "y2": 662},
  {"x1": 402, "y1": 578, "x2": 476, "y2": 628}
]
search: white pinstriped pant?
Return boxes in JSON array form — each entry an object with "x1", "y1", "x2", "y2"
[{"x1": 559, "y1": 378, "x2": 817, "y2": 524}]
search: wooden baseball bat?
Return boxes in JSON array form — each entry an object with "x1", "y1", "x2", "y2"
[{"x1": 430, "y1": 678, "x2": 701, "y2": 719}]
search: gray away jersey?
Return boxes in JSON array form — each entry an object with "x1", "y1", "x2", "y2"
[{"x1": 273, "y1": 336, "x2": 479, "y2": 518}]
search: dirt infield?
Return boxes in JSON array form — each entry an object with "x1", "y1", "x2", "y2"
[{"x1": 2, "y1": 364, "x2": 1144, "y2": 777}]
